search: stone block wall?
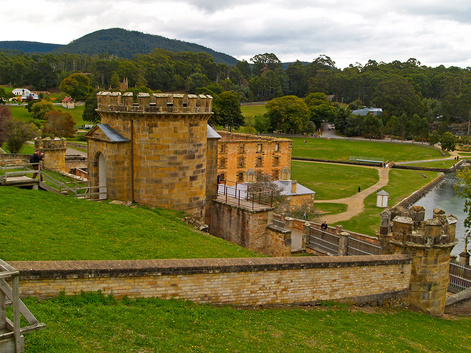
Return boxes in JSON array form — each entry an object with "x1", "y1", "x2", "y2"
[
  {"x1": 35, "y1": 137, "x2": 66, "y2": 172},
  {"x1": 217, "y1": 131, "x2": 292, "y2": 182},
  {"x1": 92, "y1": 92, "x2": 213, "y2": 217},
  {"x1": 209, "y1": 200, "x2": 273, "y2": 254},
  {"x1": 9, "y1": 255, "x2": 411, "y2": 306}
]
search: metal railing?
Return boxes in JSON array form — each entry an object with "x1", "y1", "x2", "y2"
[
  {"x1": 217, "y1": 180, "x2": 273, "y2": 210},
  {"x1": 449, "y1": 262, "x2": 471, "y2": 293}
]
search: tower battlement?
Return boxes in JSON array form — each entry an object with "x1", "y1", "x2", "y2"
[{"x1": 96, "y1": 92, "x2": 213, "y2": 114}]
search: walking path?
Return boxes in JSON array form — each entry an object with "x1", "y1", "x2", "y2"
[{"x1": 315, "y1": 166, "x2": 390, "y2": 224}]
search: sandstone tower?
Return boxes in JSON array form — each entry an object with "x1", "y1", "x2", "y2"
[
  {"x1": 379, "y1": 206, "x2": 458, "y2": 316},
  {"x1": 34, "y1": 137, "x2": 67, "y2": 172},
  {"x1": 86, "y1": 92, "x2": 215, "y2": 218}
]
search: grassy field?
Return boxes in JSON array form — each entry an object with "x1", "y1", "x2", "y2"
[
  {"x1": 240, "y1": 103, "x2": 267, "y2": 118},
  {"x1": 291, "y1": 161, "x2": 379, "y2": 200},
  {"x1": 0, "y1": 187, "x2": 261, "y2": 261},
  {"x1": 291, "y1": 137, "x2": 446, "y2": 162},
  {"x1": 336, "y1": 169, "x2": 441, "y2": 235},
  {"x1": 399, "y1": 159, "x2": 458, "y2": 168},
  {"x1": 21, "y1": 292, "x2": 471, "y2": 353},
  {"x1": 8, "y1": 104, "x2": 86, "y2": 128},
  {"x1": 1, "y1": 143, "x2": 35, "y2": 155}
]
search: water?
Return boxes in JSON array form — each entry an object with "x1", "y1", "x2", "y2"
[{"x1": 413, "y1": 172, "x2": 467, "y2": 256}]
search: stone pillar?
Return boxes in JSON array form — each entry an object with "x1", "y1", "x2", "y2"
[
  {"x1": 338, "y1": 232, "x2": 350, "y2": 256},
  {"x1": 302, "y1": 222, "x2": 310, "y2": 250},
  {"x1": 35, "y1": 137, "x2": 67, "y2": 172},
  {"x1": 380, "y1": 209, "x2": 458, "y2": 316}
]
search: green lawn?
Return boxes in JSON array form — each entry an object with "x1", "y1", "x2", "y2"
[
  {"x1": 399, "y1": 159, "x2": 457, "y2": 168},
  {"x1": 241, "y1": 103, "x2": 267, "y2": 118},
  {"x1": 1, "y1": 143, "x2": 35, "y2": 155},
  {"x1": 0, "y1": 187, "x2": 261, "y2": 261},
  {"x1": 22, "y1": 292, "x2": 471, "y2": 353},
  {"x1": 291, "y1": 137, "x2": 446, "y2": 162},
  {"x1": 337, "y1": 169, "x2": 441, "y2": 235},
  {"x1": 8, "y1": 103, "x2": 86, "y2": 128},
  {"x1": 291, "y1": 161, "x2": 379, "y2": 200}
]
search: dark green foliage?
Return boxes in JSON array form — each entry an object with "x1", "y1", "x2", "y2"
[
  {"x1": 211, "y1": 90, "x2": 244, "y2": 128},
  {"x1": 82, "y1": 93, "x2": 100, "y2": 123},
  {"x1": 52, "y1": 28, "x2": 238, "y2": 66}
]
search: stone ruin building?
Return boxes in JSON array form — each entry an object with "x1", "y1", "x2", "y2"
[{"x1": 379, "y1": 205, "x2": 458, "y2": 316}]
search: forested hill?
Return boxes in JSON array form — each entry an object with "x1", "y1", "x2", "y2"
[
  {"x1": 0, "y1": 41, "x2": 62, "y2": 53},
  {"x1": 51, "y1": 28, "x2": 238, "y2": 65}
]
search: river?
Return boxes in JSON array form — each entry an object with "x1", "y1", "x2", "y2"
[{"x1": 413, "y1": 172, "x2": 467, "y2": 256}]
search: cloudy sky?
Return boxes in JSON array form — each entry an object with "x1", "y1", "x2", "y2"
[{"x1": 2, "y1": 0, "x2": 471, "y2": 68}]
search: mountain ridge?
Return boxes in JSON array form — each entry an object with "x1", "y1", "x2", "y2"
[{"x1": 0, "y1": 28, "x2": 238, "y2": 66}]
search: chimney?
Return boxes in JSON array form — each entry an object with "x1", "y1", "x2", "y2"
[{"x1": 291, "y1": 180, "x2": 297, "y2": 194}]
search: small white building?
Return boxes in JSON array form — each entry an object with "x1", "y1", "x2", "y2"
[{"x1": 12, "y1": 88, "x2": 38, "y2": 100}]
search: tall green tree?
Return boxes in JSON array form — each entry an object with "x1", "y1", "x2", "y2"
[
  {"x1": 211, "y1": 91, "x2": 244, "y2": 129},
  {"x1": 266, "y1": 96, "x2": 310, "y2": 133},
  {"x1": 59, "y1": 73, "x2": 91, "y2": 101},
  {"x1": 4, "y1": 120, "x2": 39, "y2": 153},
  {"x1": 440, "y1": 132, "x2": 455, "y2": 151},
  {"x1": 30, "y1": 100, "x2": 54, "y2": 121}
]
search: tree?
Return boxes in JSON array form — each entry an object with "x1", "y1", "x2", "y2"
[
  {"x1": 266, "y1": 96, "x2": 310, "y2": 133},
  {"x1": 254, "y1": 114, "x2": 270, "y2": 133},
  {"x1": 0, "y1": 105, "x2": 12, "y2": 146},
  {"x1": 30, "y1": 100, "x2": 54, "y2": 120},
  {"x1": 456, "y1": 168, "x2": 471, "y2": 245},
  {"x1": 384, "y1": 115, "x2": 399, "y2": 141},
  {"x1": 5, "y1": 120, "x2": 39, "y2": 153},
  {"x1": 211, "y1": 91, "x2": 244, "y2": 129},
  {"x1": 59, "y1": 73, "x2": 91, "y2": 101},
  {"x1": 82, "y1": 93, "x2": 100, "y2": 123},
  {"x1": 250, "y1": 53, "x2": 282, "y2": 76},
  {"x1": 42, "y1": 111, "x2": 76, "y2": 138},
  {"x1": 362, "y1": 114, "x2": 382, "y2": 139},
  {"x1": 440, "y1": 132, "x2": 455, "y2": 151}
]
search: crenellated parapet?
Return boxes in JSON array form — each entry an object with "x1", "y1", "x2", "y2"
[
  {"x1": 379, "y1": 205, "x2": 458, "y2": 316},
  {"x1": 96, "y1": 91, "x2": 213, "y2": 114},
  {"x1": 34, "y1": 137, "x2": 67, "y2": 172}
]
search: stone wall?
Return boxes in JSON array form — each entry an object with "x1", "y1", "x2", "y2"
[
  {"x1": 209, "y1": 200, "x2": 273, "y2": 254},
  {"x1": 9, "y1": 255, "x2": 411, "y2": 306},
  {"x1": 90, "y1": 92, "x2": 213, "y2": 217}
]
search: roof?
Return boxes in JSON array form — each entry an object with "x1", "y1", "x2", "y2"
[
  {"x1": 377, "y1": 190, "x2": 389, "y2": 196},
  {"x1": 207, "y1": 125, "x2": 221, "y2": 139},
  {"x1": 85, "y1": 124, "x2": 130, "y2": 143},
  {"x1": 274, "y1": 180, "x2": 315, "y2": 196},
  {"x1": 62, "y1": 97, "x2": 74, "y2": 103}
]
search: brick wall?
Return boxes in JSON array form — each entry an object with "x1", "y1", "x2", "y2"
[{"x1": 9, "y1": 255, "x2": 411, "y2": 306}]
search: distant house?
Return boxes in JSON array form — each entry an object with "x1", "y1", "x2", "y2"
[
  {"x1": 12, "y1": 88, "x2": 30, "y2": 96},
  {"x1": 352, "y1": 107, "x2": 383, "y2": 116},
  {"x1": 62, "y1": 97, "x2": 75, "y2": 109},
  {"x1": 12, "y1": 88, "x2": 39, "y2": 100}
]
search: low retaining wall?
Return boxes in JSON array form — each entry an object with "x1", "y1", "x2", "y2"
[
  {"x1": 394, "y1": 173, "x2": 446, "y2": 208},
  {"x1": 9, "y1": 255, "x2": 411, "y2": 307},
  {"x1": 392, "y1": 159, "x2": 464, "y2": 173},
  {"x1": 292, "y1": 157, "x2": 382, "y2": 168}
]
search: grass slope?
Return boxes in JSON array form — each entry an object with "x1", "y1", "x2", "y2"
[
  {"x1": 291, "y1": 137, "x2": 446, "y2": 162},
  {"x1": 23, "y1": 292, "x2": 471, "y2": 352},
  {"x1": 0, "y1": 187, "x2": 261, "y2": 261}
]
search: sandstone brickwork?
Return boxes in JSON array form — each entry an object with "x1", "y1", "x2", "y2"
[
  {"x1": 10, "y1": 255, "x2": 411, "y2": 306},
  {"x1": 87, "y1": 92, "x2": 214, "y2": 218},
  {"x1": 379, "y1": 206, "x2": 458, "y2": 316},
  {"x1": 35, "y1": 137, "x2": 66, "y2": 172},
  {"x1": 217, "y1": 131, "x2": 291, "y2": 182}
]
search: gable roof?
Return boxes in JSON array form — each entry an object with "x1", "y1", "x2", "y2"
[{"x1": 85, "y1": 124, "x2": 130, "y2": 143}]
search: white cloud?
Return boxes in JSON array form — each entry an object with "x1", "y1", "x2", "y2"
[{"x1": 1, "y1": 0, "x2": 471, "y2": 68}]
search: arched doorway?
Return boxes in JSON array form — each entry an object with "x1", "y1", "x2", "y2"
[{"x1": 98, "y1": 153, "x2": 107, "y2": 200}]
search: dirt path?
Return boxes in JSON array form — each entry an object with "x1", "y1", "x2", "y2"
[{"x1": 315, "y1": 167, "x2": 390, "y2": 224}]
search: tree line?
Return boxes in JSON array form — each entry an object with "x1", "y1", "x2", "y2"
[{"x1": 1, "y1": 50, "x2": 471, "y2": 146}]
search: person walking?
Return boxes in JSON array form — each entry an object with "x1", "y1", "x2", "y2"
[{"x1": 30, "y1": 149, "x2": 44, "y2": 180}]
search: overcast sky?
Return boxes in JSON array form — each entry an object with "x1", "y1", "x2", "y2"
[{"x1": 3, "y1": 0, "x2": 471, "y2": 69}]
